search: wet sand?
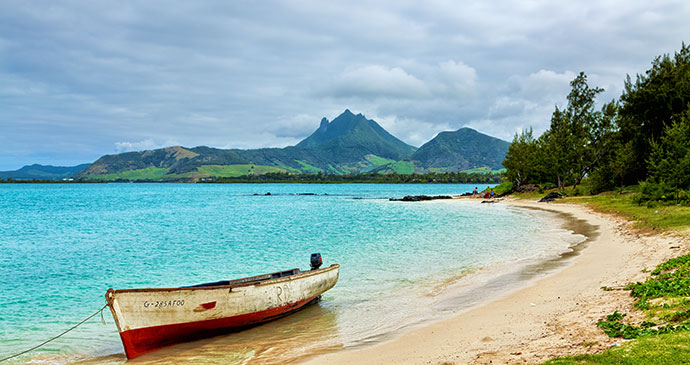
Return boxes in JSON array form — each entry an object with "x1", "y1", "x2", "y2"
[{"x1": 302, "y1": 199, "x2": 687, "y2": 364}]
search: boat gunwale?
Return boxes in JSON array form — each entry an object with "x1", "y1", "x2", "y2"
[{"x1": 107, "y1": 264, "x2": 339, "y2": 294}]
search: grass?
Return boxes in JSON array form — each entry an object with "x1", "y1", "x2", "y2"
[
  {"x1": 84, "y1": 167, "x2": 170, "y2": 181},
  {"x1": 85, "y1": 164, "x2": 289, "y2": 181},
  {"x1": 510, "y1": 183, "x2": 690, "y2": 232},
  {"x1": 194, "y1": 164, "x2": 287, "y2": 177},
  {"x1": 540, "y1": 219, "x2": 690, "y2": 364},
  {"x1": 545, "y1": 331, "x2": 690, "y2": 364},
  {"x1": 461, "y1": 166, "x2": 507, "y2": 174},
  {"x1": 506, "y1": 182, "x2": 690, "y2": 364},
  {"x1": 365, "y1": 155, "x2": 395, "y2": 166},
  {"x1": 389, "y1": 161, "x2": 414, "y2": 174},
  {"x1": 295, "y1": 160, "x2": 323, "y2": 173},
  {"x1": 561, "y1": 189, "x2": 690, "y2": 232}
]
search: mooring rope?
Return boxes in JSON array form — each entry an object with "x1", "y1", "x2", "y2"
[{"x1": 0, "y1": 303, "x2": 108, "y2": 363}]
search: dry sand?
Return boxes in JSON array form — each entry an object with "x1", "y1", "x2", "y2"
[{"x1": 302, "y1": 199, "x2": 689, "y2": 364}]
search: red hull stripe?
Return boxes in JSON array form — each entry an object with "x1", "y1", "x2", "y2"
[{"x1": 120, "y1": 295, "x2": 318, "y2": 359}]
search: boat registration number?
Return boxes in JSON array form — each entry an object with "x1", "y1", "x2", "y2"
[{"x1": 143, "y1": 300, "x2": 185, "y2": 308}]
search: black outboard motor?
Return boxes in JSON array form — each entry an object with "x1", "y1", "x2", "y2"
[{"x1": 310, "y1": 253, "x2": 322, "y2": 270}]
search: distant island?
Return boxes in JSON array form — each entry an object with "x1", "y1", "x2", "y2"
[{"x1": 0, "y1": 110, "x2": 509, "y2": 182}]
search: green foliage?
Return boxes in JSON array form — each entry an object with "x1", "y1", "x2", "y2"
[
  {"x1": 502, "y1": 43, "x2": 690, "y2": 205},
  {"x1": 616, "y1": 42, "x2": 690, "y2": 185},
  {"x1": 595, "y1": 315, "x2": 685, "y2": 339},
  {"x1": 651, "y1": 254, "x2": 690, "y2": 275},
  {"x1": 588, "y1": 253, "x2": 690, "y2": 351},
  {"x1": 502, "y1": 127, "x2": 538, "y2": 188},
  {"x1": 545, "y1": 331, "x2": 690, "y2": 364},
  {"x1": 492, "y1": 181, "x2": 513, "y2": 196},
  {"x1": 638, "y1": 112, "x2": 690, "y2": 204},
  {"x1": 568, "y1": 188, "x2": 690, "y2": 231},
  {"x1": 627, "y1": 263, "x2": 690, "y2": 303}
]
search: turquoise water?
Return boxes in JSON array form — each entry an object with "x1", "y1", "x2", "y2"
[{"x1": 0, "y1": 184, "x2": 580, "y2": 363}]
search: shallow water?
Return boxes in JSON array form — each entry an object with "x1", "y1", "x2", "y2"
[{"x1": 0, "y1": 184, "x2": 583, "y2": 364}]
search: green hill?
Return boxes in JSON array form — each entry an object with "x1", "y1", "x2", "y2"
[
  {"x1": 410, "y1": 128, "x2": 510, "y2": 171},
  {"x1": 73, "y1": 111, "x2": 511, "y2": 181},
  {"x1": 0, "y1": 163, "x2": 90, "y2": 180}
]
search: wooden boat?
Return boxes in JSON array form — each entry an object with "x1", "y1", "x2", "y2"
[{"x1": 105, "y1": 256, "x2": 339, "y2": 359}]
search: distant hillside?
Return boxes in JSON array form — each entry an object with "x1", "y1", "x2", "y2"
[
  {"x1": 73, "y1": 110, "x2": 511, "y2": 181},
  {"x1": 411, "y1": 128, "x2": 510, "y2": 171},
  {"x1": 0, "y1": 163, "x2": 90, "y2": 180}
]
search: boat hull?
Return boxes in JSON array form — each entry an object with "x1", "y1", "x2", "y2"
[{"x1": 106, "y1": 264, "x2": 339, "y2": 359}]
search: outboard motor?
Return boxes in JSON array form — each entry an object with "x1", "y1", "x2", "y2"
[{"x1": 310, "y1": 253, "x2": 322, "y2": 270}]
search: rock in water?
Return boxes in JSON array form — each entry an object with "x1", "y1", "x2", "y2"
[{"x1": 389, "y1": 195, "x2": 453, "y2": 202}]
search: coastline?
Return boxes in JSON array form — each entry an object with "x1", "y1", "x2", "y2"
[{"x1": 302, "y1": 198, "x2": 685, "y2": 364}]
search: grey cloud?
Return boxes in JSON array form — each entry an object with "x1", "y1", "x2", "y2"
[{"x1": 1, "y1": 1, "x2": 689, "y2": 169}]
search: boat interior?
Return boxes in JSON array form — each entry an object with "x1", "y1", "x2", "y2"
[{"x1": 187, "y1": 268, "x2": 301, "y2": 288}]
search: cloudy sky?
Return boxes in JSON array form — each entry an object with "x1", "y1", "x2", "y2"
[{"x1": 1, "y1": 1, "x2": 689, "y2": 170}]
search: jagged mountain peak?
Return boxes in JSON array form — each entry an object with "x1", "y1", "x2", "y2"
[{"x1": 295, "y1": 110, "x2": 416, "y2": 161}]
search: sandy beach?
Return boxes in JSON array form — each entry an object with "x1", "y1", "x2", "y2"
[{"x1": 303, "y1": 198, "x2": 688, "y2": 364}]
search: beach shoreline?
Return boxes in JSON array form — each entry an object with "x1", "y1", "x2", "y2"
[{"x1": 302, "y1": 198, "x2": 686, "y2": 364}]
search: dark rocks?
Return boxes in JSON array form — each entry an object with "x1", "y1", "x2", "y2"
[
  {"x1": 539, "y1": 192, "x2": 563, "y2": 202},
  {"x1": 481, "y1": 200, "x2": 498, "y2": 204},
  {"x1": 515, "y1": 184, "x2": 537, "y2": 193},
  {"x1": 389, "y1": 195, "x2": 453, "y2": 202},
  {"x1": 460, "y1": 192, "x2": 473, "y2": 197}
]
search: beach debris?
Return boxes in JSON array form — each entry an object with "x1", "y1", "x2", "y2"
[
  {"x1": 538, "y1": 192, "x2": 563, "y2": 202},
  {"x1": 530, "y1": 303, "x2": 537, "y2": 306},
  {"x1": 389, "y1": 195, "x2": 453, "y2": 202},
  {"x1": 481, "y1": 200, "x2": 498, "y2": 204}
]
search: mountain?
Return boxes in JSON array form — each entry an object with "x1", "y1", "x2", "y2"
[
  {"x1": 410, "y1": 128, "x2": 510, "y2": 171},
  {"x1": 0, "y1": 163, "x2": 90, "y2": 180},
  {"x1": 296, "y1": 109, "x2": 417, "y2": 161},
  {"x1": 72, "y1": 110, "x2": 510, "y2": 181}
]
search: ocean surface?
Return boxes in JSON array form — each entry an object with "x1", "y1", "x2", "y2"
[{"x1": 0, "y1": 183, "x2": 584, "y2": 364}]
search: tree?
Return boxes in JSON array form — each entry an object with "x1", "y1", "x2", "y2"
[
  {"x1": 617, "y1": 42, "x2": 690, "y2": 184},
  {"x1": 644, "y1": 111, "x2": 690, "y2": 202},
  {"x1": 540, "y1": 107, "x2": 571, "y2": 189},
  {"x1": 503, "y1": 127, "x2": 538, "y2": 188}
]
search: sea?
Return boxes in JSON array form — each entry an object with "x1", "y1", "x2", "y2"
[{"x1": 0, "y1": 183, "x2": 586, "y2": 364}]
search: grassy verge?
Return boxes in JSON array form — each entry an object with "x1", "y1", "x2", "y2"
[
  {"x1": 545, "y1": 331, "x2": 690, "y2": 365},
  {"x1": 512, "y1": 184, "x2": 690, "y2": 232},
  {"x1": 546, "y1": 253, "x2": 690, "y2": 364},
  {"x1": 529, "y1": 186, "x2": 690, "y2": 364}
]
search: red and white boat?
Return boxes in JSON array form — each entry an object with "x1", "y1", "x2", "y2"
[{"x1": 105, "y1": 255, "x2": 339, "y2": 359}]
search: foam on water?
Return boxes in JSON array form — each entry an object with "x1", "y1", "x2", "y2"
[{"x1": 0, "y1": 184, "x2": 583, "y2": 364}]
